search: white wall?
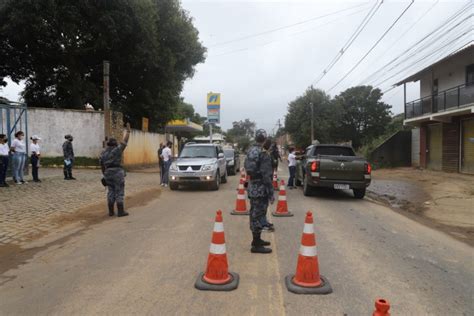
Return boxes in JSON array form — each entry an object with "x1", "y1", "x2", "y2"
[
  {"x1": 419, "y1": 46, "x2": 474, "y2": 98},
  {"x1": 28, "y1": 108, "x2": 105, "y2": 157}
]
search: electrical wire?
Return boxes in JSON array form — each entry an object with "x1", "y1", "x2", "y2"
[
  {"x1": 313, "y1": 0, "x2": 382, "y2": 85},
  {"x1": 358, "y1": 1, "x2": 472, "y2": 86},
  {"x1": 207, "y1": 2, "x2": 370, "y2": 48},
  {"x1": 355, "y1": 0, "x2": 439, "y2": 86},
  {"x1": 327, "y1": 0, "x2": 415, "y2": 93}
]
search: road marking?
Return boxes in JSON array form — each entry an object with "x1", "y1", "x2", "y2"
[{"x1": 269, "y1": 232, "x2": 286, "y2": 316}]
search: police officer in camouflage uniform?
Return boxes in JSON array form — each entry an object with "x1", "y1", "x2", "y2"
[
  {"x1": 100, "y1": 123, "x2": 131, "y2": 217},
  {"x1": 245, "y1": 129, "x2": 275, "y2": 254}
]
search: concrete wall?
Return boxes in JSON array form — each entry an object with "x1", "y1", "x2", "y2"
[
  {"x1": 419, "y1": 46, "x2": 474, "y2": 98},
  {"x1": 370, "y1": 131, "x2": 412, "y2": 168},
  {"x1": 123, "y1": 130, "x2": 167, "y2": 167},
  {"x1": 28, "y1": 108, "x2": 105, "y2": 157}
]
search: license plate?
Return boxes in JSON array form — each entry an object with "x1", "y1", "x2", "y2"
[{"x1": 334, "y1": 184, "x2": 349, "y2": 190}]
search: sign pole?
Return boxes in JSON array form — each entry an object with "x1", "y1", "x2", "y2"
[{"x1": 209, "y1": 123, "x2": 213, "y2": 143}]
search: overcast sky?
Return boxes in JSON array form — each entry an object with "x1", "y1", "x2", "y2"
[{"x1": 2, "y1": 0, "x2": 472, "y2": 133}]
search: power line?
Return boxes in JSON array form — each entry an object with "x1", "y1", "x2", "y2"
[
  {"x1": 313, "y1": 0, "x2": 382, "y2": 85},
  {"x1": 208, "y1": 2, "x2": 370, "y2": 48},
  {"x1": 355, "y1": 0, "x2": 439, "y2": 86},
  {"x1": 358, "y1": 2, "x2": 472, "y2": 86},
  {"x1": 209, "y1": 6, "x2": 369, "y2": 58},
  {"x1": 327, "y1": 0, "x2": 415, "y2": 93}
]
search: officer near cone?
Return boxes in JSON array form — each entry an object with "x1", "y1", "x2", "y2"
[
  {"x1": 100, "y1": 123, "x2": 131, "y2": 217},
  {"x1": 245, "y1": 129, "x2": 274, "y2": 254}
]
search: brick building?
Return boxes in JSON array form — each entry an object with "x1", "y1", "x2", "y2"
[{"x1": 396, "y1": 45, "x2": 474, "y2": 174}]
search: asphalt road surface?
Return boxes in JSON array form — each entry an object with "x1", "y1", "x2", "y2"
[{"x1": 0, "y1": 166, "x2": 472, "y2": 315}]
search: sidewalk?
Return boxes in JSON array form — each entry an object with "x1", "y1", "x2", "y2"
[
  {"x1": 0, "y1": 168, "x2": 160, "y2": 246},
  {"x1": 367, "y1": 167, "x2": 474, "y2": 245}
]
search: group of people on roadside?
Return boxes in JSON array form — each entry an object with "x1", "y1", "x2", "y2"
[
  {"x1": 157, "y1": 141, "x2": 173, "y2": 187},
  {"x1": 0, "y1": 131, "x2": 77, "y2": 187}
]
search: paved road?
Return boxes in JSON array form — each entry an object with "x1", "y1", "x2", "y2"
[{"x1": 0, "y1": 167, "x2": 472, "y2": 315}]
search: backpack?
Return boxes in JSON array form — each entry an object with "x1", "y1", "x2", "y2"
[{"x1": 245, "y1": 146, "x2": 261, "y2": 178}]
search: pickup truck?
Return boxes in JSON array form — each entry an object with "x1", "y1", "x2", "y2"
[{"x1": 295, "y1": 144, "x2": 371, "y2": 198}]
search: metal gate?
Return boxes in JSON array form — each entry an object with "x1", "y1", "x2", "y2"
[
  {"x1": 427, "y1": 124, "x2": 442, "y2": 171},
  {"x1": 461, "y1": 118, "x2": 474, "y2": 174},
  {"x1": 0, "y1": 100, "x2": 28, "y2": 176}
]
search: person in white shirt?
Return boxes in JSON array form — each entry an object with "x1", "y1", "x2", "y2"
[
  {"x1": 0, "y1": 134, "x2": 10, "y2": 187},
  {"x1": 161, "y1": 141, "x2": 172, "y2": 187},
  {"x1": 30, "y1": 135, "x2": 42, "y2": 182},
  {"x1": 10, "y1": 131, "x2": 27, "y2": 184},
  {"x1": 287, "y1": 147, "x2": 297, "y2": 189}
]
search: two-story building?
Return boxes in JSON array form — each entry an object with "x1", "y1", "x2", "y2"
[{"x1": 396, "y1": 44, "x2": 474, "y2": 174}]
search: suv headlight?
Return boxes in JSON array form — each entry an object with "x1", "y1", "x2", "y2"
[
  {"x1": 170, "y1": 163, "x2": 178, "y2": 171},
  {"x1": 201, "y1": 164, "x2": 215, "y2": 171}
]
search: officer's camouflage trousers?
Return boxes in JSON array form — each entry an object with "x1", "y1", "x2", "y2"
[
  {"x1": 104, "y1": 168, "x2": 125, "y2": 204},
  {"x1": 249, "y1": 197, "x2": 269, "y2": 233}
]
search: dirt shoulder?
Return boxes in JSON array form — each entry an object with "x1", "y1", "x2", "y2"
[{"x1": 367, "y1": 167, "x2": 474, "y2": 246}]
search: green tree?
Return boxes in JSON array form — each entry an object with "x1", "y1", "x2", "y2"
[
  {"x1": 284, "y1": 87, "x2": 335, "y2": 148},
  {"x1": 333, "y1": 86, "x2": 391, "y2": 148},
  {"x1": 0, "y1": 0, "x2": 206, "y2": 130},
  {"x1": 226, "y1": 119, "x2": 256, "y2": 151}
]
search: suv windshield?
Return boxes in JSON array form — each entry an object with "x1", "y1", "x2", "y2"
[
  {"x1": 180, "y1": 146, "x2": 216, "y2": 158},
  {"x1": 223, "y1": 149, "x2": 234, "y2": 158},
  {"x1": 313, "y1": 146, "x2": 355, "y2": 156}
]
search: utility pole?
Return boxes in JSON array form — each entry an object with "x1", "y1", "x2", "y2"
[
  {"x1": 103, "y1": 60, "x2": 110, "y2": 140},
  {"x1": 310, "y1": 102, "x2": 314, "y2": 143},
  {"x1": 209, "y1": 123, "x2": 213, "y2": 143}
]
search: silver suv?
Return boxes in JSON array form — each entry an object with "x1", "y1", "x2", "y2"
[{"x1": 168, "y1": 143, "x2": 228, "y2": 190}]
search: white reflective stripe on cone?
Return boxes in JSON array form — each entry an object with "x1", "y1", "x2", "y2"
[
  {"x1": 299, "y1": 245, "x2": 317, "y2": 257},
  {"x1": 213, "y1": 222, "x2": 224, "y2": 232},
  {"x1": 238, "y1": 194, "x2": 246, "y2": 200},
  {"x1": 280, "y1": 186, "x2": 285, "y2": 190},
  {"x1": 210, "y1": 243, "x2": 226, "y2": 255},
  {"x1": 278, "y1": 195, "x2": 287, "y2": 201},
  {"x1": 303, "y1": 223, "x2": 314, "y2": 234}
]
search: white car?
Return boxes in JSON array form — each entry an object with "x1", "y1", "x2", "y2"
[{"x1": 168, "y1": 143, "x2": 228, "y2": 190}]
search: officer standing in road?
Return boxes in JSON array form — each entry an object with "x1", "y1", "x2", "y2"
[
  {"x1": 100, "y1": 123, "x2": 131, "y2": 217},
  {"x1": 245, "y1": 129, "x2": 274, "y2": 254},
  {"x1": 63, "y1": 134, "x2": 75, "y2": 180}
]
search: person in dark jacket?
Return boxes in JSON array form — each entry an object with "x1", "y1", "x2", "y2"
[
  {"x1": 100, "y1": 123, "x2": 131, "y2": 217},
  {"x1": 63, "y1": 134, "x2": 75, "y2": 180}
]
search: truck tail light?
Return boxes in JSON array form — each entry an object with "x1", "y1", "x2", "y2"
[
  {"x1": 311, "y1": 160, "x2": 320, "y2": 172},
  {"x1": 365, "y1": 163, "x2": 372, "y2": 174}
]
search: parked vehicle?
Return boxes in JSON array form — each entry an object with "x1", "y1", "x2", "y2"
[
  {"x1": 296, "y1": 144, "x2": 371, "y2": 198},
  {"x1": 169, "y1": 143, "x2": 227, "y2": 190},
  {"x1": 223, "y1": 148, "x2": 240, "y2": 175}
]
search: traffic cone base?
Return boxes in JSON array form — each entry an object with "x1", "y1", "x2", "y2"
[
  {"x1": 195, "y1": 210, "x2": 239, "y2": 291},
  {"x1": 272, "y1": 210, "x2": 293, "y2": 217},
  {"x1": 231, "y1": 210, "x2": 249, "y2": 215},
  {"x1": 285, "y1": 274, "x2": 332, "y2": 295},
  {"x1": 195, "y1": 271, "x2": 239, "y2": 291}
]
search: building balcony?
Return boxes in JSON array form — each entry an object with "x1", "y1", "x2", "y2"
[{"x1": 405, "y1": 83, "x2": 474, "y2": 120}]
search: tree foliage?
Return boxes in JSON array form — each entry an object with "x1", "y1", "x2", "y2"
[
  {"x1": 284, "y1": 86, "x2": 392, "y2": 150},
  {"x1": 0, "y1": 0, "x2": 206, "y2": 130},
  {"x1": 226, "y1": 119, "x2": 256, "y2": 151}
]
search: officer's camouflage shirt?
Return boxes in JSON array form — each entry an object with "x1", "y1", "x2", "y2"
[{"x1": 246, "y1": 144, "x2": 274, "y2": 198}]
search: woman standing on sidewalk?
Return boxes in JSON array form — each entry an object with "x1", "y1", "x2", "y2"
[
  {"x1": 10, "y1": 131, "x2": 27, "y2": 185},
  {"x1": 30, "y1": 135, "x2": 41, "y2": 182}
]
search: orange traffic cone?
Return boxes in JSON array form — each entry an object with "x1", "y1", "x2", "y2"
[
  {"x1": 236, "y1": 178, "x2": 244, "y2": 191},
  {"x1": 195, "y1": 210, "x2": 239, "y2": 291},
  {"x1": 272, "y1": 172, "x2": 279, "y2": 189},
  {"x1": 231, "y1": 187, "x2": 249, "y2": 215},
  {"x1": 373, "y1": 299, "x2": 390, "y2": 316},
  {"x1": 272, "y1": 180, "x2": 293, "y2": 217},
  {"x1": 285, "y1": 211, "x2": 332, "y2": 294}
]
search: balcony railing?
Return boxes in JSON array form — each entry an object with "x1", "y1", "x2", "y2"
[{"x1": 405, "y1": 83, "x2": 474, "y2": 119}]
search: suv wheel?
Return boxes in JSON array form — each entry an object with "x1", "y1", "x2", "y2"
[
  {"x1": 169, "y1": 182, "x2": 179, "y2": 191},
  {"x1": 210, "y1": 171, "x2": 220, "y2": 191},
  {"x1": 303, "y1": 176, "x2": 314, "y2": 196},
  {"x1": 353, "y1": 188, "x2": 366, "y2": 199}
]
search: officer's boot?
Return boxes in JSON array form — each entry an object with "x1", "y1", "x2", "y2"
[
  {"x1": 251, "y1": 232, "x2": 272, "y2": 254},
  {"x1": 108, "y1": 202, "x2": 115, "y2": 216},
  {"x1": 63, "y1": 170, "x2": 69, "y2": 180},
  {"x1": 68, "y1": 170, "x2": 76, "y2": 180},
  {"x1": 117, "y1": 202, "x2": 129, "y2": 217}
]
